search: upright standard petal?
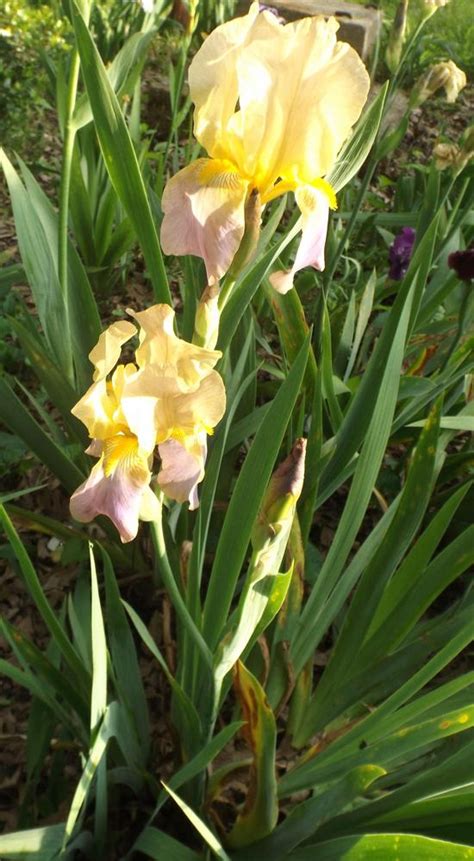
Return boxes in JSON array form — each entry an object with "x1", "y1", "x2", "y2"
[
  {"x1": 127, "y1": 303, "x2": 221, "y2": 387},
  {"x1": 188, "y1": 2, "x2": 261, "y2": 159},
  {"x1": 72, "y1": 362, "x2": 137, "y2": 442},
  {"x1": 211, "y1": 13, "x2": 370, "y2": 189},
  {"x1": 165, "y1": 7, "x2": 370, "y2": 285},
  {"x1": 270, "y1": 185, "x2": 330, "y2": 294},
  {"x1": 88, "y1": 320, "x2": 136, "y2": 382},
  {"x1": 122, "y1": 366, "x2": 226, "y2": 449},
  {"x1": 70, "y1": 434, "x2": 153, "y2": 543},
  {"x1": 160, "y1": 159, "x2": 249, "y2": 285}
]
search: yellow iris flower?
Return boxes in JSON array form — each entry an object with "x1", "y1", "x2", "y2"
[
  {"x1": 70, "y1": 306, "x2": 226, "y2": 542},
  {"x1": 160, "y1": 2, "x2": 370, "y2": 293}
]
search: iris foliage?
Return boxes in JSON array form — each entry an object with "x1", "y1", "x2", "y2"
[{"x1": 0, "y1": 1, "x2": 473, "y2": 859}]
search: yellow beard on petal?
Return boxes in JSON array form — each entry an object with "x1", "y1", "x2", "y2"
[
  {"x1": 197, "y1": 158, "x2": 248, "y2": 189},
  {"x1": 103, "y1": 433, "x2": 150, "y2": 482},
  {"x1": 310, "y1": 178, "x2": 338, "y2": 211}
]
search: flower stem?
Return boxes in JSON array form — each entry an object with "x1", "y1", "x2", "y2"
[
  {"x1": 58, "y1": 47, "x2": 81, "y2": 383},
  {"x1": 151, "y1": 499, "x2": 213, "y2": 672}
]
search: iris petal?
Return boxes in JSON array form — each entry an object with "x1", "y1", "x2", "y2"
[
  {"x1": 270, "y1": 185, "x2": 330, "y2": 293},
  {"x1": 157, "y1": 436, "x2": 207, "y2": 510},
  {"x1": 70, "y1": 434, "x2": 152, "y2": 543},
  {"x1": 160, "y1": 158, "x2": 249, "y2": 285}
]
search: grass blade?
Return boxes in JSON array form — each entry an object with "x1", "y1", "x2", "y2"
[
  {"x1": 162, "y1": 784, "x2": 231, "y2": 861},
  {"x1": 0, "y1": 505, "x2": 89, "y2": 692},
  {"x1": 71, "y1": 3, "x2": 171, "y2": 304},
  {"x1": 202, "y1": 336, "x2": 309, "y2": 650},
  {"x1": 289, "y1": 833, "x2": 474, "y2": 860}
]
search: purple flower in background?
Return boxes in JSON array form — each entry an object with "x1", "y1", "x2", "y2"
[
  {"x1": 388, "y1": 227, "x2": 416, "y2": 280},
  {"x1": 448, "y1": 247, "x2": 474, "y2": 281}
]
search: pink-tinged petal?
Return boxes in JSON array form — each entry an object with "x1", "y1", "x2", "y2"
[
  {"x1": 157, "y1": 436, "x2": 207, "y2": 509},
  {"x1": 85, "y1": 439, "x2": 103, "y2": 457},
  {"x1": 70, "y1": 435, "x2": 152, "y2": 543},
  {"x1": 270, "y1": 186, "x2": 330, "y2": 294},
  {"x1": 160, "y1": 159, "x2": 249, "y2": 285}
]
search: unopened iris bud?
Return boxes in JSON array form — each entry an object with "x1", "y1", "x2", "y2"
[
  {"x1": 193, "y1": 284, "x2": 220, "y2": 350},
  {"x1": 385, "y1": 0, "x2": 409, "y2": 74},
  {"x1": 186, "y1": 0, "x2": 199, "y2": 37},
  {"x1": 410, "y1": 60, "x2": 467, "y2": 108},
  {"x1": 252, "y1": 438, "x2": 306, "y2": 548}
]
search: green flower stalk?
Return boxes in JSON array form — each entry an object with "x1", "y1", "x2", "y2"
[
  {"x1": 385, "y1": 0, "x2": 409, "y2": 74},
  {"x1": 421, "y1": 0, "x2": 450, "y2": 20},
  {"x1": 214, "y1": 439, "x2": 307, "y2": 684},
  {"x1": 227, "y1": 188, "x2": 262, "y2": 280},
  {"x1": 251, "y1": 437, "x2": 306, "y2": 550},
  {"x1": 219, "y1": 188, "x2": 263, "y2": 309}
]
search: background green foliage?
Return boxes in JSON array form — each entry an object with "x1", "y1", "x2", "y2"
[
  {"x1": 0, "y1": 0, "x2": 473, "y2": 858},
  {"x1": 354, "y1": 0, "x2": 474, "y2": 77},
  {"x1": 0, "y1": 0, "x2": 70, "y2": 152}
]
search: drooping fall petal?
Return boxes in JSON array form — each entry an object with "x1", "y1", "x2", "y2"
[
  {"x1": 157, "y1": 435, "x2": 207, "y2": 509},
  {"x1": 160, "y1": 158, "x2": 249, "y2": 285},
  {"x1": 70, "y1": 434, "x2": 153, "y2": 543},
  {"x1": 270, "y1": 185, "x2": 330, "y2": 294}
]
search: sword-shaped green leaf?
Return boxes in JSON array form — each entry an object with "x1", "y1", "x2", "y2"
[{"x1": 70, "y1": 3, "x2": 171, "y2": 304}]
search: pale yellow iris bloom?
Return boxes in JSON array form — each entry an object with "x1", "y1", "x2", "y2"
[
  {"x1": 160, "y1": 3, "x2": 370, "y2": 293},
  {"x1": 411, "y1": 60, "x2": 467, "y2": 108},
  {"x1": 70, "y1": 306, "x2": 226, "y2": 542},
  {"x1": 422, "y1": 0, "x2": 450, "y2": 13}
]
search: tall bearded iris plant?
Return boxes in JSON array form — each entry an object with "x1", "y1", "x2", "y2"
[
  {"x1": 3, "y1": 0, "x2": 474, "y2": 857},
  {"x1": 160, "y1": 2, "x2": 370, "y2": 293}
]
